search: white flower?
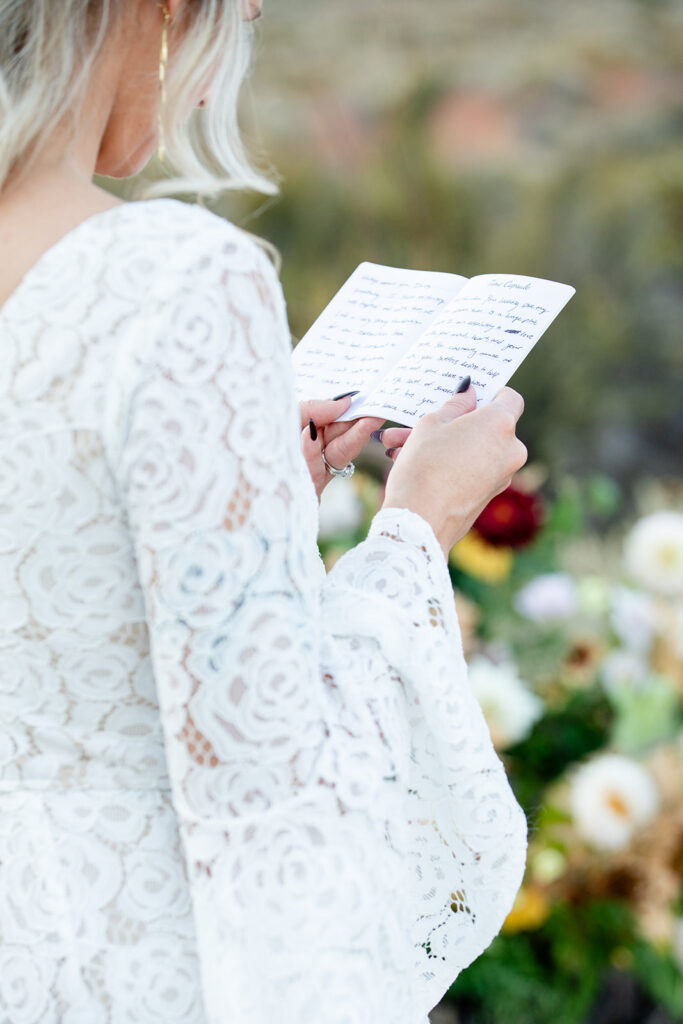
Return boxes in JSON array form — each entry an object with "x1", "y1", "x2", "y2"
[
  {"x1": 513, "y1": 572, "x2": 579, "y2": 622},
  {"x1": 600, "y1": 649, "x2": 649, "y2": 696},
  {"x1": 516, "y1": 573, "x2": 581, "y2": 618},
  {"x1": 467, "y1": 655, "x2": 544, "y2": 748},
  {"x1": 624, "y1": 511, "x2": 683, "y2": 597},
  {"x1": 609, "y1": 584, "x2": 657, "y2": 654},
  {"x1": 568, "y1": 753, "x2": 660, "y2": 850},
  {"x1": 317, "y1": 477, "x2": 364, "y2": 541}
]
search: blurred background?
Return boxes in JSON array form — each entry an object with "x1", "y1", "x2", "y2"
[
  {"x1": 236, "y1": 0, "x2": 682, "y2": 485},
  {"x1": 111, "y1": 1, "x2": 683, "y2": 1021}
]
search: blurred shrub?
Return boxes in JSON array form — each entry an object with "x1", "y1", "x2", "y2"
[{"x1": 225, "y1": 82, "x2": 682, "y2": 487}]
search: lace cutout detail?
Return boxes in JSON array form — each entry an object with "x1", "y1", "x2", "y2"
[{"x1": 0, "y1": 198, "x2": 527, "y2": 1024}]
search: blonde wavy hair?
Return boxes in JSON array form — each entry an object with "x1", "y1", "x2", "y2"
[{"x1": 0, "y1": 0, "x2": 278, "y2": 211}]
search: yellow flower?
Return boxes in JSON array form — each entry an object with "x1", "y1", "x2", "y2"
[
  {"x1": 449, "y1": 531, "x2": 513, "y2": 583},
  {"x1": 502, "y1": 885, "x2": 551, "y2": 933}
]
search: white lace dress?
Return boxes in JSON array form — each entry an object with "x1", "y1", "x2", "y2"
[{"x1": 0, "y1": 198, "x2": 528, "y2": 1024}]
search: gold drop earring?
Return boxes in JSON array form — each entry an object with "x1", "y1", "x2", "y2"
[{"x1": 157, "y1": 0, "x2": 171, "y2": 165}]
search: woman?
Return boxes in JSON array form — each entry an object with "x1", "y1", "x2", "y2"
[{"x1": 0, "y1": 1, "x2": 530, "y2": 1022}]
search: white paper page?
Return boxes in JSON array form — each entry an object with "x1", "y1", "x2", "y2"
[
  {"x1": 357, "y1": 274, "x2": 576, "y2": 426},
  {"x1": 291, "y1": 261, "x2": 468, "y2": 419}
]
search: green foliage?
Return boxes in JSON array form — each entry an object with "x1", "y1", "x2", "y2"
[
  {"x1": 449, "y1": 901, "x2": 635, "y2": 1024},
  {"x1": 631, "y1": 939, "x2": 683, "y2": 1020},
  {"x1": 447, "y1": 900, "x2": 683, "y2": 1024},
  {"x1": 607, "y1": 673, "x2": 683, "y2": 755},
  {"x1": 505, "y1": 689, "x2": 614, "y2": 816}
]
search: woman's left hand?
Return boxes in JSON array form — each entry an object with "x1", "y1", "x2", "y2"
[{"x1": 299, "y1": 395, "x2": 386, "y2": 502}]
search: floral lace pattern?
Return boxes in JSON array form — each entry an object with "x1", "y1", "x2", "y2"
[{"x1": 0, "y1": 198, "x2": 527, "y2": 1024}]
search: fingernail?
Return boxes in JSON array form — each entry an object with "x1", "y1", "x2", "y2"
[
  {"x1": 455, "y1": 375, "x2": 471, "y2": 394},
  {"x1": 309, "y1": 417, "x2": 317, "y2": 441},
  {"x1": 332, "y1": 390, "x2": 360, "y2": 400},
  {"x1": 385, "y1": 447, "x2": 397, "y2": 459},
  {"x1": 370, "y1": 429, "x2": 385, "y2": 442}
]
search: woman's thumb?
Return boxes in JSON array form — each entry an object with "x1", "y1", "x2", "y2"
[
  {"x1": 299, "y1": 393, "x2": 356, "y2": 429},
  {"x1": 434, "y1": 376, "x2": 477, "y2": 422}
]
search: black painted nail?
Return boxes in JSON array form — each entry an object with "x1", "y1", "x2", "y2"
[
  {"x1": 332, "y1": 390, "x2": 360, "y2": 400},
  {"x1": 370, "y1": 429, "x2": 385, "y2": 442},
  {"x1": 309, "y1": 417, "x2": 317, "y2": 441},
  {"x1": 385, "y1": 447, "x2": 397, "y2": 459},
  {"x1": 455, "y1": 375, "x2": 471, "y2": 393}
]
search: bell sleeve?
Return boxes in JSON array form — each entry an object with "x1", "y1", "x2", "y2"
[{"x1": 103, "y1": 214, "x2": 527, "y2": 1024}]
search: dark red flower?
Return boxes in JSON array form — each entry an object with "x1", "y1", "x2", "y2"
[{"x1": 472, "y1": 485, "x2": 544, "y2": 548}]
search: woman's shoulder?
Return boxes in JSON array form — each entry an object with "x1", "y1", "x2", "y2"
[
  {"x1": 123, "y1": 198, "x2": 286, "y2": 336},
  {"x1": 102, "y1": 199, "x2": 290, "y2": 470},
  {"x1": 124, "y1": 197, "x2": 276, "y2": 281},
  {"x1": 104, "y1": 197, "x2": 287, "y2": 366}
]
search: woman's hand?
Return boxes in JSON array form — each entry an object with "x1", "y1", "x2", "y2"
[
  {"x1": 299, "y1": 395, "x2": 385, "y2": 502},
  {"x1": 371, "y1": 425, "x2": 413, "y2": 461},
  {"x1": 382, "y1": 382, "x2": 528, "y2": 559}
]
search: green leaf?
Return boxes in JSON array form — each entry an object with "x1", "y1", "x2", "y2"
[
  {"x1": 607, "y1": 675, "x2": 682, "y2": 755},
  {"x1": 631, "y1": 938, "x2": 683, "y2": 1019}
]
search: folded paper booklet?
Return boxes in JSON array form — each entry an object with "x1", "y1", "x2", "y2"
[{"x1": 291, "y1": 262, "x2": 576, "y2": 427}]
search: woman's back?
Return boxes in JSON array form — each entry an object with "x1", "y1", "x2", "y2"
[
  {"x1": 2, "y1": 200, "x2": 180, "y2": 785},
  {"x1": 0, "y1": 198, "x2": 226, "y2": 1022},
  {"x1": 1, "y1": 196, "x2": 528, "y2": 1024},
  {"x1": 1, "y1": 197, "x2": 329, "y2": 1022}
]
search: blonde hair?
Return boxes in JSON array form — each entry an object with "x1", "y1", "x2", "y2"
[{"x1": 0, "y1": 0, "x2": 278, "y2": 206}]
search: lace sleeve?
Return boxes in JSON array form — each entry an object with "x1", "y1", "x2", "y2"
[
  {"x1": 103, "y1": 216, "x2": 527, "y2": 1024},
  {"x1": 322, "y1": 504, "x2": 529, "y2": 1014}
]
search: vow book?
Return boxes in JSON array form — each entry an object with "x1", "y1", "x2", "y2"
[{"x1": 291, "y1": 262, "x2": 576, "y2": 427}]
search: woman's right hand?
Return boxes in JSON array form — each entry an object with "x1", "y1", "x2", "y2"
[{"x1": 380, "y1": 382, "x2": 528, "y2": 559}]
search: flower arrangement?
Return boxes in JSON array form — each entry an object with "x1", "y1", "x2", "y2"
[{"x1": 316, "y1": 466, "x2": 683, "y2": 1023}]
